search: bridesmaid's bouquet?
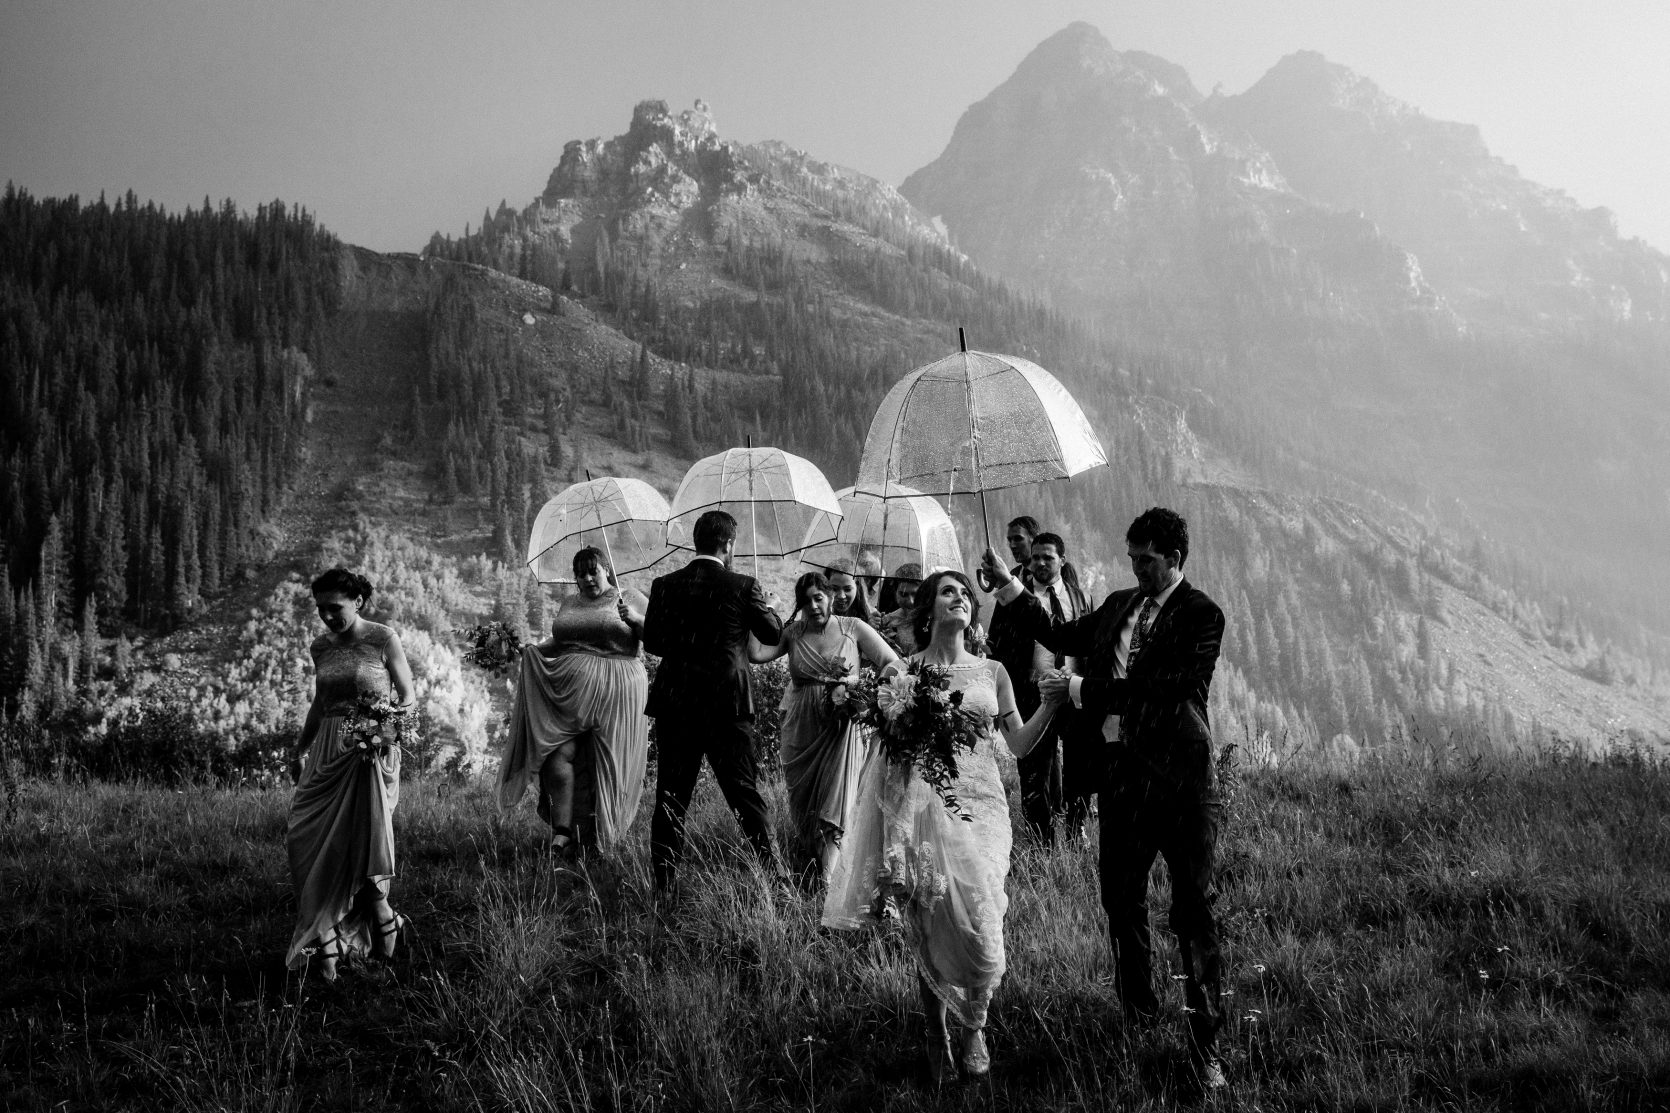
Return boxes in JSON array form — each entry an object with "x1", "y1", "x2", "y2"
[
  {"x1": 866, "y1": 660, "x2": 989, "y2": 820},
  {"x1": 459, "y1": 621, "x2": 524, "y2": 678},
  {"x1": 824, "y1": 668, "x2": 880, "y2": 723},
  {"x1": 343, "y1": 691, "x2": 416, "y2": 765}
]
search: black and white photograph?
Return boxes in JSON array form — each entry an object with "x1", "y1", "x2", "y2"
[{"x1": 2, "y1": 1, "x2": 1667, "y2": 1108}]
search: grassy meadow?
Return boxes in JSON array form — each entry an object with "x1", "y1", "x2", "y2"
[{"x1": 3, "y1": 746, "x2": 1670, "y2": 1111}]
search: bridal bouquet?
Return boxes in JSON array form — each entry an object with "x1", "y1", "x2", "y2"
[
  {"x1": 459, "y1": 621, "x2": 523, "y2": 678},
  {"x1": 867, "y1": 660, "x2": 989, "y2": 820},
  {"x1": 342, "y1": 691, "x2": 415, "y2": 765}
]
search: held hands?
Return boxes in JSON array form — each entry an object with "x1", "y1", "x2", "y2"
[{"x1": 1037, "y1": 670, "x2": 1071, "y2": 705}]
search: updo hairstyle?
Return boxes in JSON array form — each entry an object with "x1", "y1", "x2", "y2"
[{"x1": 311, "y1": 567, "x2": 373, "y2": 605}]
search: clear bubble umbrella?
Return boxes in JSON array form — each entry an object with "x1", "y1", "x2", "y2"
[
  {"x1": 799, "y1": 485, "x2": 963, "y2": 579},
  {"x1": 526, "y1": 476, "x2": 675, "y2": 584},
  {"x1": 665, "y1": 446, "x2": 843, "y2": 575},
  {"x1": 852, "y1": 331, "x2": 1107, "y2": 586}
]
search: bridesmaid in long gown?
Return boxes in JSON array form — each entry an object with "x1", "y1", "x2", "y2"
[
  {"x1": 496, "y1": 546, "x2": 650, "y2": 854},
  {"x1": 752, "y1": 571, "x2": 898, "y2": 883},
  {"x1": 823, "y1": 570, "x2": 1065, "y2": 1080},
  {"x1": 286, "y1": 568, "x2": 416, "y2": 981}
]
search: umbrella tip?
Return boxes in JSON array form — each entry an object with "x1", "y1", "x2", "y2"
[{"x1": 958, "y1": 326, "x2": 966, "y2": 352}]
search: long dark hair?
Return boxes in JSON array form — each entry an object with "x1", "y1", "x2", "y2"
[
  {"x1": 825, "y1": 557, "x2": 874, "y2": 625},
  {"x1": 794, "y1": 570, "x2": 831, "y2": 618},
  {"x1": 911, "y1": 569, "x2": 982, "y2": 653}
]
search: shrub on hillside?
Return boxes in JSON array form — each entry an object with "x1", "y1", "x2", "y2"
[{"x1": 3, "y1": 689, "x2": 292, "y2": 786}]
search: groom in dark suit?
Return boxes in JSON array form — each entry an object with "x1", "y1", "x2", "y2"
[
  {"x1": 982, "y1": 506, "x2": 1228, "y2": 1090},
  {"x1": 638, "y1": 509, "x2": 785, "y2": 895}
]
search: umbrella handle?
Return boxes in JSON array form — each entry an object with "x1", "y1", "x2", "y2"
[{"x1": 974, "y1": 487, "x2": 995, "y2": 591}]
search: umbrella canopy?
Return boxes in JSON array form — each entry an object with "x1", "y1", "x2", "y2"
[
  {"x1": 665, "y1": 446, "x2": 843, "y2": 564},
  {"x1": 852, "y1": 346, "x2": 1107, "y2": 583},
  {"x1": 800, "y1": 485, "x2": 963, "y2": 578},
  {"x1": 526, "y1": 476, "x2": 674, "y2": 584},
  {"x1": 853, "y1": 349, "x2": 1106, "y2": 498}
]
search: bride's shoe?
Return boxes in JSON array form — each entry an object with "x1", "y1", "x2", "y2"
[
  {"x1": 926, "y1": 1031, "x2": 955, "y2": 1083},
  {"x1": 960, "y1": 1028, "x2": 990, "y2": 1077}
]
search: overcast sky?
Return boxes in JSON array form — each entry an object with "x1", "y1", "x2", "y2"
[{"x1": 3, "y1": 0, "x2": 1665, "y2": 253}]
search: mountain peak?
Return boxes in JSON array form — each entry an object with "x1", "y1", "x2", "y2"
[
  {"x1": 1009, "y1": 22, "x2": 1201, "y2": 103},
  {"x1": 1241, "y1": 50, "x2": 1410, "y2": 119}
]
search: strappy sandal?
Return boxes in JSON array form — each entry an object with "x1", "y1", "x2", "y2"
[
  {"x1": 548, "y1": 825, "x2": 576, "y2": 862},
  {"x1": 311, "y1": 927, "x2": 345, "y2": 982},
  {"x1": 373, "y1": 909, "x2": 409, "y2": 959}
]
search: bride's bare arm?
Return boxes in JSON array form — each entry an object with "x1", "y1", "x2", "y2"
[{"x1": 991, "y1": 661, "x2": 1064, "y2": 759}]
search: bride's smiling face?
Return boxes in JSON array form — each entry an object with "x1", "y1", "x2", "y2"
[{"x1": 932, "y1": 576, "x2": 973, "y2": 630}]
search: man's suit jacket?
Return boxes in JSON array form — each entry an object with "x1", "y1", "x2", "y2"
[
  {"x1": 643, "y1": 558, "x2": 783, "y2": 723},
  {"x1": 1002, "y1": 578, "x2": 1224, "y2": 780}
]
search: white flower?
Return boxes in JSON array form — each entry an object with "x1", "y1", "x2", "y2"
[
  {"x1": 830, "y1": 684, "x2": 850, "y2": 707},
  {"x1": 875, "y1": 674, "x2": 916, "y2": 722}
]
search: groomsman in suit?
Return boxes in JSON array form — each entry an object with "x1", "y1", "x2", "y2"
[
  {"x1": 638, "y1": 509, "x2": 785, "y2": 896},
  {"x1": 1004, "y1": 515, "x2": 1040, "y2": 584},
  {"x1": 989, "y1": 531, "x2": 1092, "y2": 843},
  {"x1": 982, "y1": 507, "x2": 1228, "y2": 1090}
]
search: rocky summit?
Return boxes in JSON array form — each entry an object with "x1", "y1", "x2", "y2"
[
  {"x1": 1208, "y1": 50, "x2": 1670, "y2": 327},
  {"x1": 512, "y1": 98, "x2": 949, "y2": 285},
  {"x1": 901, "y1": 22, "x2": 1448, "y2": 342}
]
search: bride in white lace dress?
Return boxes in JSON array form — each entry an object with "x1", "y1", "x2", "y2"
[{"x1": 824, "y1": 570, "x2": 1065, "y2": 1081}]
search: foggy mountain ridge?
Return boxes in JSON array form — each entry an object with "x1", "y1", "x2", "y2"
[{"x1": 900, "y1": 21, "x2": 1670, "y2": 641}]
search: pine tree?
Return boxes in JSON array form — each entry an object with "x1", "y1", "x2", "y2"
[
  {"x1": 77, "y1": 597, "x2": 99, "y2": 690},
  {"x1": 37, "y1": 514, "x2": 73, "y2": 630}
]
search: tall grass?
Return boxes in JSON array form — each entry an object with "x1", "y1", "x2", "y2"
[{"x1": 3, "y1": 749, "x2": 1669, "y2": 1110}]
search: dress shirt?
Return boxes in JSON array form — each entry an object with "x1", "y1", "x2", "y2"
[
  {"x1": 1029, "y1": 579, "x2": 1079, "y2": 679},
  {"x1": 1066, "y1": 571, "x2": 1183, "y2": 711}
]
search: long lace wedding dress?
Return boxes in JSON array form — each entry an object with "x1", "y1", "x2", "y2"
[{"x1": 822, "y1": 659, "x2": 1011, "y2": 1027}]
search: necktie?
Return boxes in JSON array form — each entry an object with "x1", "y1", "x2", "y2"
[
  {"x1": 1115, "y1": 595, "x2": 1159, "y2": 747},
  {"x1": 1127, "y1": 596, "x2": 1157, "y2": 669},
  {"x1": 1048, "y1": 587, "x2": 1065, "y2": 669}
]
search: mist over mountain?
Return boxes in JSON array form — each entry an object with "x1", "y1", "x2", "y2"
[{"x1": 901, "y1": 22, "x2": 1670, "y2": 640}]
